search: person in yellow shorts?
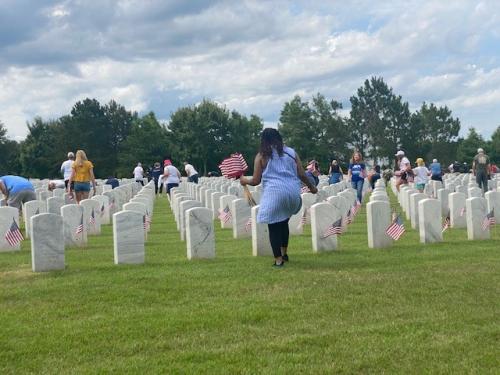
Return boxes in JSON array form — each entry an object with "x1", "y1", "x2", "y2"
[{"x1": 67, "y1": 150, "x2": 96, "y2": 203}]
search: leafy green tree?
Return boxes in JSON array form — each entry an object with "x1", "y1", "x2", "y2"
[
  {"x1": 19, "y1": 117, "x2": 63, "y2": 178},
  {"x1": 456, "y1": 127, "x2": 487, "y2": 163},
  {"x1": 0, "y1": 121, "x2": 22, "y2": 175},
  {"x1": 169, "y1": 99, "x2": 263, "y2": 175},
  {"x1": 117, "y1": 112, "x2": 170, "y2": 177},
  {"x1": 488, "y1": 126, "x2": 500, "y2": 164},
  {"x1": 349, "y1": 77, "x2": 411, "y2": 163},
  {"x1": 407, "y1": 102, "x2": 460, "y2": 164},
  {"x1": 279, "y1": 96, "x2": 315, "y2": 162}
]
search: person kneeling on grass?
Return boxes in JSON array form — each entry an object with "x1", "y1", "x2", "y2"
[{"x1": 240, "y1": 128, "x2": 317, "y2": 268}]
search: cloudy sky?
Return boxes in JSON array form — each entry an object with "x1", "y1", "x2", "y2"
[{"x1": 1, "y1": 0, "x2": 500, "y2": 141}]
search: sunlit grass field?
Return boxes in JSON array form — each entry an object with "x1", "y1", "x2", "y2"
[{"x1": 1, "y1": 193, "x2": 499, "y2": 374}]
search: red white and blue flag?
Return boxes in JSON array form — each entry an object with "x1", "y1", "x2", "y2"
[
  {"x1": 352, "y1": 200, "x2": 362, "y2": 216},
  {"x1": 218, "y1": 205, "x2": 232, "y2": 223},
  {"x1": 460, "y1": 207, "x2": 466, "y2": 217},
  {"x1": 386, "y1": 214, "x2": 405, "y2": 241},
  {"x1": 4, "y1": 219, "x2": 24, "y2": 247},
  {"x1": 321, "y1": 218, "x2": 344, "y2": 238},
  {"x1": 244, "y1": 217, "x2": 252, "y2": 232},
  {"x1": 482, "y1": 209, "x2": 495, "y2": 230},
  {"x1": 75, "y1": 214, "x2": 84, "y2": 235},
  {"x1": 442, "y1": 212, "x2": 451, "y2": 233},
  {"x1": 89, "y1": 209, "x2": 96, "y2": 226},
  {"x1": 100, "y1": 204, "x2": 105, "y2": 217}
]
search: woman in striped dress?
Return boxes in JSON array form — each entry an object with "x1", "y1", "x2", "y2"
[{"x1": 240, "y1": 128, "x2": 317, "y2": 267}]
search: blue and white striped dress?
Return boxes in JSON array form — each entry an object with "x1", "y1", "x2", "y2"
[{"x1": 257, "y1": 146, "x2": 302, "y2": 224}]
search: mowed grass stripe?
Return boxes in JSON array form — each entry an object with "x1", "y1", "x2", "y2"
[{"x1": 0, "y1": 192, "x2": 498, "y2": 374}]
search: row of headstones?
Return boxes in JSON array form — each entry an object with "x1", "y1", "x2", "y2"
[
  {"x1": 442, "y1": 172, "x2": 499, "y2": 193},
  {"x1": 0, "y1": 181, "x2": 156, "y2": 272},
  {"x1": 383, "y1": 176, "x2": 500, "y2": 245},
  {"x1": 167, "y1": 178, "x2": 362, "y2": 259}
]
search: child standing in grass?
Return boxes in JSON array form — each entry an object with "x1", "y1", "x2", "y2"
[{"x1": 413, "y1": 158, "x2": 430, "y2": 193}]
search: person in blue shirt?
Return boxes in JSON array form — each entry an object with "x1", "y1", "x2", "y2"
[
  {"x1": 0, "y1": 175, "x2": 36, "y2": 210},
  {"x1": 429, "y1": 159, "x2": 442, "y2": 181},
  {"x1": 347, "y1": 151, "x2": 366, "y2": 203},
  {"x1": 105, "y1": 176, "x2": 119, "y2": 189},
  {"x1": 150, "y1": 162, "x2": 163, "y2": 195}
]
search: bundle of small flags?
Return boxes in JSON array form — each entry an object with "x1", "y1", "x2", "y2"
[
  {"x1": 244, "y1": 217, "x2": 252, "y2": 232},
  {"x1": 386, "y1": 214, "x2": 405, "y2": 240},
  {"x1": 75, "y1": 214, "x2": 84, "y2": 235},
  {"x1": 321, "y1": 218, "x2": 344, "y2": 238},
  {"x1": 442, "y1": 212, "x2": 451, "y2": 233},
  {"x1": 219, "y1": 153, "x2": 248, "y2": 178},
  {"x1": 219, "y1": 153, "x2": 256, "y2": 206},
  {"x1": 482, "y1": 209, "x2": 495, "y2": 231},
  {"x1": 4, "y1": 219, "x2": 24, "y2": 247},
  {"x1": 218, "y1": 205, "x2": 232, "y2": 223}
]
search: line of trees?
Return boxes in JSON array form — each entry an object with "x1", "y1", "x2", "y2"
[{"x1": 1, "y1": 76, "x2": 499, "y2": 178}]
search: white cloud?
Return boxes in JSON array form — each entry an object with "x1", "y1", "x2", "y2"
[{"x1": 1, "y1": 0, "x2": 500, "y2": 139}]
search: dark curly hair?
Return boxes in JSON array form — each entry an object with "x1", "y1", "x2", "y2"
[{"x1": 259, "y1": 128, "x2": 284, "y2": 159}]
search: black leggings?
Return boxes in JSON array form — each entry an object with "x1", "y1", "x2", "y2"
[{"x1": 268, "y1": 219, "x2": 289, "y2": 258}]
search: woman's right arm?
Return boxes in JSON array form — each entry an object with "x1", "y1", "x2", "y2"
[{"x1": 241, "y1": 154, "x2": 263, "y2": 186}]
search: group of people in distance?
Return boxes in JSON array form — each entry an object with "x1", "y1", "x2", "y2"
[{"x1": 131, "y1": 159, "x2": 200, "y2": 196}]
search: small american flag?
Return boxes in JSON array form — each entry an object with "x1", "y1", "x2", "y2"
[
  {"x1": 296, "y1": 209, "x2": 308, "y2": 229},
  {"x1": 442, "y1": 212, "x2": 451, "y2": 233},
  {"x1": 482, "y1": 209, "x2": 495, "y2": 231},
  {"x1": 244, "y1": 217, "x2": 252, "y2": 232},
  {"x1": 109, "y1": 199, "x2": 116, "y2": 209},
  {"x1": 75, "y1": 214, "x2": 84, "y2": 235},
  {"x1": 89, "y1": 209, "x2": 96, "y2": 226},
  {"x1": 321, "y1": 218, "x2": 344, "y2": 238},
  {"x1": 352, "y1": 200, "x2": 362, "y2": 216},
  {"x1": 145, "y1": 211, "x2": 152, "y2": 230},
  {"x1": 4, "y1": 219, "x2": 24, "y2": 247},
  {"x1": 460, "y1": 207, "x2": 466, "y2": 217},
  {"x1": 346, "y1": 208, "x2": 353, "y2": 224},
  {"x1": 100, "y1": 204, "x2": 105, "y2": 217},
  {"x1": 386, "y1": 214, "x2": 405, "y2": 241},
  {"x1": 218, "y1": 205, "x2": 232, "y2": 223},
  {"x1": 143, "y1": 215, "x2": 148, "y2": 230}
]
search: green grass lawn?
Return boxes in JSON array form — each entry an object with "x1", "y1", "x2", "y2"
[{"x1": 1, "y1": 193, "x2": 499, "y2": 374}]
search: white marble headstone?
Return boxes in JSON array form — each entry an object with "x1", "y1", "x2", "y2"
[
  {"x1": 23, "y1": 200, "x2": 47, "y2": 238},
  {"x1": 367, "y1": 200, "x2": 393, "y2": 248},
  {"x1": 251, "y1": 205, "x2": 273, "y2": 256},
  {"x1": 113, "y1": 210, "x2": 145, "y2": 264},
  {"x1": 466, "y1": 197, "x2": 490, "y2": 240},
  {"x1": 0, "y1": 206, "x2": 22, "y2": 252},
  {"x1": 186, "y1": 207, "x2": 215, "y2": 260},
  {"x1": 61, "y1": 204, "x2": 86, "y2": 247},
  {"x1": 310, "y1": 202, "x2": 340, "y2": 252},
  {"x1": 418, "y1": 199, "x2": 443, "y2": 244},
  {"x1": 30, "y1": 213, "x2": 65, "y2": 272}
]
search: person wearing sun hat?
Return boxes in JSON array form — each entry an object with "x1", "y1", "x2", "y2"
[{"x1": 413, "y1": 157, "x2": 430, "y2": 193}]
